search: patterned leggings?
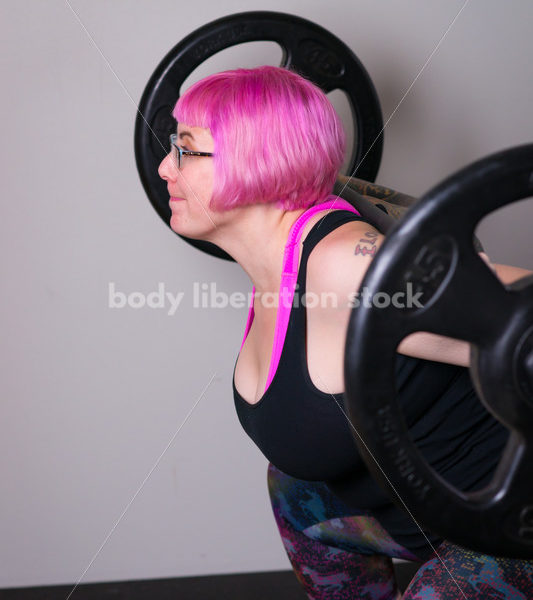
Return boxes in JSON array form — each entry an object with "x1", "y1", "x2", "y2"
[{"x1": 267, "y1": 463, "x2": 533, "y2": 599}]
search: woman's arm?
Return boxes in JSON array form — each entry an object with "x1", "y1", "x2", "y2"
[
  {"x1": 399, "y1": 253, "x2": 532, "y2": 366},
  {"x1": 310, "y1": 222, "x2": 532, "y2": 368},
  {"x1": 479, "y1": 252, "x2": 532, "y2": 285}
]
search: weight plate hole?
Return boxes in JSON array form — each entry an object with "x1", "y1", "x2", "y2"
[
  {"x1": 327, "y1": 88, "x2": 358, "y2": 176},
  {"x1": 180, "y1": 41, "x2": 283, "y2": 96}
]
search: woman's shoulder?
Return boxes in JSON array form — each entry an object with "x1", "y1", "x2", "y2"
[{"x1": 307, "y1": 218, "x2": 385, "y2": 306}]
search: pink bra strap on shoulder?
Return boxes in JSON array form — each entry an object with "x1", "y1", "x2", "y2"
[
  {"x1": 282, "y1": 196, "x2": 360, "y2": 274},
  {"x1": 264, "y1": 196, "x2": 360, "y2": 390},
  {"x1": 238, "y1": 195, "x2": 361, "y2": 388}
]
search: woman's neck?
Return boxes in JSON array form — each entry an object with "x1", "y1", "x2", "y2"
[{"x1": 206, "y1": 203, "x2": 308, "y2": 296}]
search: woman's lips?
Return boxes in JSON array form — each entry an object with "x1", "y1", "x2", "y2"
[{"x1": 169, "y1": 197, "x2": 184, "y2": 209}]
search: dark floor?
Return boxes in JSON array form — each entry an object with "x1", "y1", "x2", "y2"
[{"x1": 0, "y1": 563, "x2": 420, "y2": 599}]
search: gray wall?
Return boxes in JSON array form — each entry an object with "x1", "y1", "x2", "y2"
[{"x1": 1, "y1": 0, "x2": 532, "y2": 589}]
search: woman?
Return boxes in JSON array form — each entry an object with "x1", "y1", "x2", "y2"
[{"x1": 158, "y1": 66, "x2": 533, "y2": 599}]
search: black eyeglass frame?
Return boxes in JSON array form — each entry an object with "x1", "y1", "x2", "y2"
[{"x1": 169, "y1": 133, "x2": 214, "y2": 169}]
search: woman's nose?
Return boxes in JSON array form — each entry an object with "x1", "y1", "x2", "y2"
[{"x1": 158, "y1": 153, "x2": 177, "y2": 182}]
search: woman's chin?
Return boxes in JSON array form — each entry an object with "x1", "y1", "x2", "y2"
[
  {"x1": 170, "y1": 215, "x2": 184, "y2": 234},
  {"x1": 170, "y1": 216, "x2": 201, "y2": 240},
  {"x1": 169, "y1": 211, "x2": 216, "y2": 242}
]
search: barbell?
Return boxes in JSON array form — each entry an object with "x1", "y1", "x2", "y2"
[{"x1": 344, "y1": 143, "x2": 533, "y2": 558}]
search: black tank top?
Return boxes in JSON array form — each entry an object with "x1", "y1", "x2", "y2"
[{"x1": 233, "y1": 210, "x2": 509, "y2": 557}]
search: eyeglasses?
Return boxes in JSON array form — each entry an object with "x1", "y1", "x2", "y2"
[{"x1": 169, "y1": 133, "x2": 214, "y2": 169}]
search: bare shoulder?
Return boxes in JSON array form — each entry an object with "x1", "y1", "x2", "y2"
[{"x1": 307, "y1": 220, "x2": 385, "y2": 309}]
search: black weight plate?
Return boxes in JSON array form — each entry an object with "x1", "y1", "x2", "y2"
[
  {"x1": 135, "y1": 11, "x2": 383, "y2": 259},
  {"x1": 344, "y1": 143, "x2": 533, "y2": 558}
]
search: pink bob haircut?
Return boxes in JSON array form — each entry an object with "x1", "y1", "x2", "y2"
[{"x1": 172, "y1": 65, "x2": 346, "y2": 211}]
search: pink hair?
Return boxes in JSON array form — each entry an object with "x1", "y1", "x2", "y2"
[{"x1": 173, "y1": 65, "x2": 346, "y2": 211}]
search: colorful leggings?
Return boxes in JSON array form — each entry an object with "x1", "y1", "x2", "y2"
[{"x1": 267, "y1": 463, "x2": 533, "y2": 599}]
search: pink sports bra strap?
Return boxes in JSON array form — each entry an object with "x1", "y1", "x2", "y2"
[{"x1": 240, "y1": 195, "x2": 361, "y2": 394}]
